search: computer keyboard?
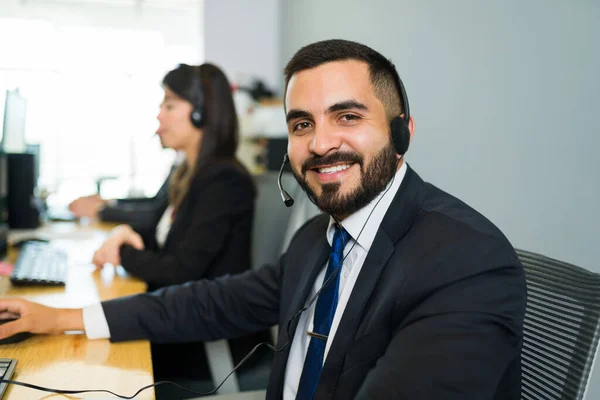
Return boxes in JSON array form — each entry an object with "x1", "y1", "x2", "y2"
[
  {"x1": 10, "y1": 242, "x2": 68, "y2": 286},
  {"x1": 0, "y1": 358, "x2": 17, "y2": 399}
]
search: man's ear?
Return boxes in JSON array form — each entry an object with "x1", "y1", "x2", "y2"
[{"x1": 407, "y1": 115, "x2": 415, "y2": 141}]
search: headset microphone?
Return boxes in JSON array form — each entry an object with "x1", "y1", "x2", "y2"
[{"x1": 278, "y1": 154, "x2": 295, "y2": 207}]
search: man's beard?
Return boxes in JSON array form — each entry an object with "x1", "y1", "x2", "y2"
[{"x1": 292, "y1": 144, "x2": 398, "y2": 219}]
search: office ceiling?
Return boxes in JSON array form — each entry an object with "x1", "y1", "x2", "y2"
[{"x1": 20, "y1": 0, "x2": 199, "y2": 11}]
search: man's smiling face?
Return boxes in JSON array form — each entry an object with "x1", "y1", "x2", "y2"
[{"x1": 285, "y1": 60, "x2": 399, "y2": 219}]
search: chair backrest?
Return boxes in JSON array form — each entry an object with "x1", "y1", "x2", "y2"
[
  {"x1": 280, "y1": 175, "x2": 321, "y2": 253},
  {"x1": 517, "y1": 248, "x2": 600, "y2": 400},
  {"x1": 251, "y1": 171, "x2": 320, "y2": 270},
  {"x1": 251, "y1": 171, "x2": 294, "y2": 269}
]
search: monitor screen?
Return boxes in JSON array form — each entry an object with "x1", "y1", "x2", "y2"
[
  {"x1": 0, "y1": 152, "x2": 8, "y2": 224},
  {"x1": 1, "y1": 89, "x2": 27, "y2": 153}
]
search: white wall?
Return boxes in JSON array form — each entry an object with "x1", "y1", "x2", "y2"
[
  {"x1": 203, "y1": 0, "x2": 281, "y2": 90},
  {"x1": 282, "y1": 0, "x2": 600, "y2": 272},
  {"x1": 0, "y1": 0, "x2": 203, "y2": 58}
]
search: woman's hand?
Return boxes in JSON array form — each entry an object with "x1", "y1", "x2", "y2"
[
  {"x1": 92, "y1": 225, "x2": 145, "y2": 268},
  {"x1": 68, "y1": 195, "x2": 107, "y2": 218}
]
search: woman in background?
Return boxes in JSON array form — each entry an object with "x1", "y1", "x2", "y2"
[
  {"x1": 91, "y1": 63, "x2": 255, "y2": 292},
  {"x1": 89, "y1": 63, "x2": 267, "y2": 397}
]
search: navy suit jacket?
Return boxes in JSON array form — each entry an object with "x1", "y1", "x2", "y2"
[{"x1": 101, "y1": 165, "x2": 526, "y2": 399}]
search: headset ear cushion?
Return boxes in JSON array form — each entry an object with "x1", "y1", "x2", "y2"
[
  {"x1": 390, "y1": 116, "x2": 410, "y2": 155},
  {"x1": 191, "y1": 108, "x2": 203, "y2": 127}
]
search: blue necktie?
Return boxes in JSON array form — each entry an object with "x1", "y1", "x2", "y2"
[{"x1": 296, "y1": 225, "x2": 350, "y2": 400}]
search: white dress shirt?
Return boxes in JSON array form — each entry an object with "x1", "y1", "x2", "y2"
[
  {"x1": 282, "y1": 163, "x2": 406, "y2": 399},
  {"x1": 82, "y1": 162, "x2": 408, "y2": 394},
  {"x1": 155, "y1": 205, "x2": 174, "y2": 248}
]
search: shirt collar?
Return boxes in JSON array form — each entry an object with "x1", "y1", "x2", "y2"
[{"x1": 326, "y1": 161, "x2": 407, "y2": 251}]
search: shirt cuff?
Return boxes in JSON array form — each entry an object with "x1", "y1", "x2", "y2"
[{"x1": 82, "y1": 303, "x2": 112, "y2": 340}]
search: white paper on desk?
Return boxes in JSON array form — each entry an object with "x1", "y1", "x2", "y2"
[{"x1": 8, "y1": 228, "x2": 99, "y2": 243}]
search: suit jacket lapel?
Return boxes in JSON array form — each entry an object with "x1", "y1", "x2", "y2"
[
  {"x1": 285, "y1": 239, "x2": 330, "y2": 345},
  {"x1": 315, "y1": 165, "x2": 426, "y2": 398}
]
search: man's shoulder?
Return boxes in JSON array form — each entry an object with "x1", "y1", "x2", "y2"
[
  {"x1": 380, "y1": 177, "x2": 524, "y2": 303},
  {"x1": 418, "y1": 181, "x2": 508, "y2": 243},
  {"x1": 407, "y1": 181, "x2": 520, "y2": 273}
]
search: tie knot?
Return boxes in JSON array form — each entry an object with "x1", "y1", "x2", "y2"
[{"x1": 332, "y1": 225, "x2": 350, "y2": 254}]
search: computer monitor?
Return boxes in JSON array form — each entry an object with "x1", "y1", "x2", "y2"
[
  {"x1": 25, "y1": 143, "x2": 40, "y2": 185},
  {"x1": 0, "y1": 151, "x2": 8, "y2": 258},
  {"x1": 0, "y1": 151, "x2": 7, "y2": 225},
  {"x1": 1, "y1": 89, "x2": 27, "y2": 153}
]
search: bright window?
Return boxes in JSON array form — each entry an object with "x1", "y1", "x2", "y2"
[{"x1": 0, "y1": 0, "x2": 203, "y2": 206}]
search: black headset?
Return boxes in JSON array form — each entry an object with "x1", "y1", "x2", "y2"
[
  {"x1": 389, "y1": 69, "x2": 411, "y2": 156},
  {"x1": 185, "y1": 64, "x2": 205, "y2": 128},
  {"x1": 279, "y1": 62, "x2": 411, "y2": 207}
]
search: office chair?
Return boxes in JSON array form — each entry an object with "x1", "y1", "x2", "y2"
[
  {"x1": 250, "y1": 171, "x2": 301, "y2": 270},
  {"x1": 204, "y1": 171, "x2": 318, "y2": 394},
  {"x1": 517, "y1": 249, "x2": 600, "y2": 400}
]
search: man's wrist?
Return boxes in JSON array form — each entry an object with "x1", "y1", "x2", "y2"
[{"x1": 58, "y1": 308, "x2": 85, "y2": 332}]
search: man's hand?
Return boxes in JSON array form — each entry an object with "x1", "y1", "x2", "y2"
[
  {"x1": 68, "y1": 195, "x2": 107, "y2": 218},
  {"x1": 0, "y1": 298, "x2": 84, "y2": 339},
  {"x1": 92, "y1": 225, "x2": 144, "y2": 268}
]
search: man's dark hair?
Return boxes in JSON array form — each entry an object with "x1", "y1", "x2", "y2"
[{"x1": 284, "y1": 39, "x2": 404, "y2": 121}]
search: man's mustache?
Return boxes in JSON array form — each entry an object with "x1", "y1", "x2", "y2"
[{"x1": 301, "y1": 152, "x2": 363, "y2": 175}]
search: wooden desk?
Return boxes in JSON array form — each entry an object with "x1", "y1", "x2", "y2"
[
  {"x1": 198, "y1": 390, "x2": 266, "y2": 400},
  {"x1": 0, "y1": 222, "x2": 154, "y2": 399}
]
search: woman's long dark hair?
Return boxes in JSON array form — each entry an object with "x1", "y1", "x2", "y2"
[{"x1": 162, "y1": 63, "x2": 251, "y2": 210}]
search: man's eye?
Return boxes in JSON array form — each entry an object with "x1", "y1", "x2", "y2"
[
  {"x1": 294, "y1": 121, "x2": 312, "y2": 131},
  {"x1": 340, "y1": 114, "x2": 360, "y2": 122}
]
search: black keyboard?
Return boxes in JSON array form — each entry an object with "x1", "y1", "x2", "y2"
[
  {"x1": 10, "y1": 242, "x2": 68, "y2": 286},
  {"x1": 0, "y1": 358, "x2": 17, "y2": 399}
]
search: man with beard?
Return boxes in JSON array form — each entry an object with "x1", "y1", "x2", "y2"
[{"x1": 0, "y1": 40, "x2": 526, "y2": 399}]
